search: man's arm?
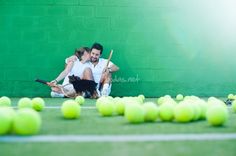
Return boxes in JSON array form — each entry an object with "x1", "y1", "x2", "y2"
[{"x1": 108, "y1": 64, "x2": 119, "y2": 73}]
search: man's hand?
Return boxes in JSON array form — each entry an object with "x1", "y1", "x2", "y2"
[{"x1": 102, "y1": 67, "x2": 111, "y2": 75}]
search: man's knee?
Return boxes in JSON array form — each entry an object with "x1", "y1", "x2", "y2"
[
  {"x1": 82, "y1": 67, "x2": 93, "y2": 80},
  {"x1": 84, "y1": 67, "x2": 92, "y2": 74}
]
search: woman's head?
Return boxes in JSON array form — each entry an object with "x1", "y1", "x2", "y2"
[{"x1": 74, "y1": 47, "x2": 91, "y2": 61}]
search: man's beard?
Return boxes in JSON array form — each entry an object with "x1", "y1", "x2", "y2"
[{"x1": 91, "y1": 57, "x2": 98, "y2": 63}]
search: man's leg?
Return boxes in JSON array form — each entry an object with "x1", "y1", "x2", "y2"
[
  {"x1": 100, "y1": 72, "x2": 112, "y2": 96},
  {"x1": 81, "y1": 68, "x2": 99, "y2": 98},
  {"x1": 81, "y1": 67, "x2": 94, "y2": 80}
]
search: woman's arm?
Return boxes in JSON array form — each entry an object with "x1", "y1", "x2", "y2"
[{"x1": 51, "y1": 61, "x2": 74, "y2": 84}]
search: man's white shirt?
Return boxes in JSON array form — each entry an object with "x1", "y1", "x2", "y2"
[{"x1": 89, "y1": 58, "x2": 113, "y2": 83}]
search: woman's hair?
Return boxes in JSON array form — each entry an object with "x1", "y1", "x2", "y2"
[{"x1": 74, "y1": 47, "x2": 90, "y2": 60}]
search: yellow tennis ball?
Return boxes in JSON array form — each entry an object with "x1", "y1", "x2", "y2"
[
  {"x1": 174, "y1": 102, "x2": 194, "y2": 123},
  {"x1": 61, "y1": 100, "x2": 81, "y2": 119},
  {"x1": 232, "y1": 100, "x2": 236, "y2": 112},
  {"x1": 96, "y1": 96, "x2": 107, "y2": 109},
  {"x1": 159, "y1": 103, "x2": 175, "y2": 121},
  {"x1": 176, "y1": 94, "x2": 184, "y2": 101},
  {"x1": 138, "y1": 94, "x2": 145, "y2": 103},
  {"x1": 143, "y1": 102, "x2": 159, "y2": 122},
  {"x1": 125, "y1": 103, "x2": 145, "y2": 123},
  {"x1": 228, "y1": 94, "x2": 234, "y2": 100},
  {"x1": 75, "y1": 96, "x2": 85, "y2": 105},
  {"x1": 206, "y1": 105, "x2": 229, "y2": 126},
  {"x1": 98, "y1": 98, "x2": 114, "y2": 116},
  {"x1": 18, "y1": 97, "x2": 32, "y2": 109},
  {"x1": 0, "y1": 107, "x2": 15, "y2": 135},
  {"x1": 114, "y1": 99, "x2": 125, "y2": 115},
  {"x1": 196, "y1": 100, "x2": 208, "y2": 119},
  {"x1": 13, "y1": 108, "x2": 42, "y2": 135},
  {"x1": 32, "y1": 97, "x2": 45, "y2": 111},
  {"x1": 0, "y1": 96, "x2": 11, "y2": 107}
]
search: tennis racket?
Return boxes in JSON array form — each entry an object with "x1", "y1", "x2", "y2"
[
  {"x1": 98, "y1": 50, "x2": 113, "y2": 91},
  {"x1": 35, "y1": 78, "x2": 77, "y2": 98}
]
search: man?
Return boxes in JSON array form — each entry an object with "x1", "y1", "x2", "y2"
[{"x1": 89, "y1": 43, "x2": 119, "y2": 96}]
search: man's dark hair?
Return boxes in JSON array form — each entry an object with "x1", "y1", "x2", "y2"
[
  {"x1": 74, "y1": 47, "x2": 90, "y2": 61},
  {"x1": 91, "y1": 42, "x2": 103, "y2": 54}
]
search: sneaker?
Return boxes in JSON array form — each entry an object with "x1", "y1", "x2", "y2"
[
  {"x1": 50, "y1": 91, "x2": 64, "y2": 98},
  {"x1": 224, "y1": 99, "x2": 233, "y2": 105},
  {"x1": 101, "y1": 84, "x2": 109, "y2": 96},
  {"x1": 84, "y1": 91, "x2": 91, "y2": 98},
  {"x1": 96, "y1": 88, "x2": 101, "y2": 97}
]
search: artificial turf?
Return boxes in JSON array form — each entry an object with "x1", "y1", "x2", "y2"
[{"x1": 1, "y1": 98, "x2": 236, "y2": 156}]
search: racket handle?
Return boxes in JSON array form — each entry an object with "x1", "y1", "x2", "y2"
[{"x1": 35, "y1": 79, "x2": 48, "y2": 85}]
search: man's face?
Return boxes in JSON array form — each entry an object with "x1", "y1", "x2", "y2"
[{"x1": 90, "y1": 48, "x2": 101, "y2": 63}]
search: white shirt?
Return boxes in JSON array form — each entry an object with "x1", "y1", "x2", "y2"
[
  {"x1": 89, "y1": 58, "x2": 113, "y2": 83},
  {"x1": 62, "y1": 59, "x2": 90, "y2": 85}
]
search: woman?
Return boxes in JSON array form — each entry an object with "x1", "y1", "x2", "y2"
[{"x1": 50, "y1": 47, "x2": 92, "y2": 98}]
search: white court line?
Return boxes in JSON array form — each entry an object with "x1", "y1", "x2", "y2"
[
  {"x1": 12, "y1": 106, "x2": 97, "y2": 109},
  {"x1": 1, "y1": 133, "x2": 236, "y2": 143},
  {"x1": 45, "y1": 106, "x2": 96, "y2": 109}
]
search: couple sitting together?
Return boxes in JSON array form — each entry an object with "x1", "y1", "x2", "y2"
[{"x1": 50, "y1": 43, "x2": 119, "y2": 98}]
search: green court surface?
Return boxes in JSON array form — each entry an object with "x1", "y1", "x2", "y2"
[{"x1": 1, "y1": 98, "x2": 236, "y2": 156}]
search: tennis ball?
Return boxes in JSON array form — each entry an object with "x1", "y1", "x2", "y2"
[
  {"x1": 115, "y1": 99, "x2": 125, "y2": 115},
  {"x1": 174, "y1": 102, "x2": 194, "y2": 123},
  {"x1": 125, "y1": 104, "x2": 145, "y2": 123},
  {"x1": 0, "y1": 96, "x2": 11, "y2": 107},
  {"x1": 159, "y1": 103, "x2": 175, "y2": 121},
  {"x1": 206, "y1": 105, "x2": 229, "y2": 126},
  {"x1": 228, "y1": 94, "x2": 234, "y2": 100},
  {"x1": 96, "y1": 96, "x2": 107, "y2": 109},
  {"x1": 176, "y1": 94, "x2": 184, "y2": 101},
  {"x1": 98, "y1": 98, "x2": 114, "y2": 116},
  {"x1": 143, "y1": 102, "x2": 159, "y2": 122},
  {"x1": 61, "y1": 100, "x2": 81, "y2": 119},
  {"x1": 207, "y1": 97, "x2": 218, "y2": 103},
  {"x1": 0, "y1": 107, "x2": 15, "y2": 135},
  {"x1": 191, "y1": 102, "x2": 202, "y2": 121},
  {"x1": 113, "y1": 97, "x2": 121, "y2": 102},
  {"x1": 232, "y1": 100, "x2": 236, "y2": 112},
  {"x1": 164, "y1": 95, "x2": 171, "y2": 98},
  {"x1": 157, "y1": 97, "x2": 164, "y2": 105},
  {"x1": 18, "y1": 97, "x2": 32, "y2": 109},
  {"x1": 207, "y1": 98, "x2": 227, "y2": 108},
  {"x1": 134, "y1": 97, "x2": 143, "y2": 104},
  {"x1": 196, "y1": 100, "x2": 208, "y2": 119},
  {"x1": 13, "y1": 108, "x2": 42, "y2": 135},
  {"x1": 32, "y1": 97, "x2": 45, "y2": 111},
  {"x1": 75, "y1": 96, "x2": 85, "y2": 105},
  {"x1": 138, "y1": 94, "x2": 145, "y2": 103},
  {"x1": 157, "y1": 96, "x2": 175, "y2": 105}
]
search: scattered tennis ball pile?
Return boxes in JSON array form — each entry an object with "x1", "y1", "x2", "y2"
[
  {"x1": 0, "y1": 96, "x2": 44, "y2": 135},
  {"x1": 0, "y1": 93, "x2": 235, "y2": 136},
  {"x1": 96, "y1": 94, "x2": 235, "y2": 127}
]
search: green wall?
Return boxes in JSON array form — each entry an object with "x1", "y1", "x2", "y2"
[{"x1": 1, "y1": 0, "x2": 236, "y2": 97}]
